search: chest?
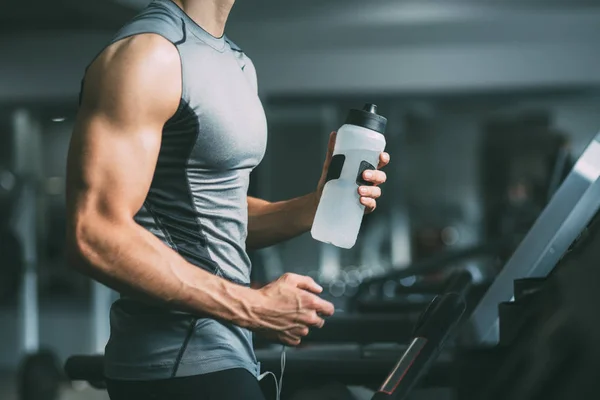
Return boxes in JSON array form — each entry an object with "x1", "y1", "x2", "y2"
[{"x1": 181, "y1": 47, "x2": 268, "y2": 170}]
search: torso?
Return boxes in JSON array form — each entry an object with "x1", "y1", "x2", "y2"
[{"x1": 98, "y1": 0, "x2": 267, "y2": 380}]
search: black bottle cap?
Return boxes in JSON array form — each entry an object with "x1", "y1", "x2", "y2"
[{"x1": 344, "y1": 103, "x2": 387, "y2": 134}]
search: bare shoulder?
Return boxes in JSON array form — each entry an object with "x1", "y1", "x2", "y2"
[
  {"x1": 82, "y1": 33, "x2": 182, "y2": 119},
  {"x1": 98, "y1": 33, "x2": 180, "y2": 73}
]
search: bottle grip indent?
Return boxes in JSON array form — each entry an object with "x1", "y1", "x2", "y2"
[
  {"x1": 356, "y1": 161, "x2": 376, "y2": 186},
  {"x1": 326, "y1": 154, "x2": 345, "y2": 183}
]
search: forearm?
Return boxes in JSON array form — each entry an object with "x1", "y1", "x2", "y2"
[
  {"x1": 67, "y1": 218, "x2": 257, "y2": 327},
  {"x1": 246, "y1": 193, "x2": 318, "y2": 250}
]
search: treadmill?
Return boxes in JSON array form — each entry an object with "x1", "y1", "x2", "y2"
[
  {"x1": 455, "y1": 135, "x2": 600, "y2": 400},
  {"x1": 466, "y1": 132, "x2": 600, "y2": 345}
]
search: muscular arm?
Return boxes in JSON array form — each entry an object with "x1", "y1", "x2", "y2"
[
  {"x1": 246, "y1": 194, "x2": 317, "y2": 250},
  {"x1": 66, "y1": 34, "x2": 258, "y2": 326}
]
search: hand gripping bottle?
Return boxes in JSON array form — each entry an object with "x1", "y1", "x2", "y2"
[{"x1": 311, "y1": 104, "x2": 387, "y2": 249}]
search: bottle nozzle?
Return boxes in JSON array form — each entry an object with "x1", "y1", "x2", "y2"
[
  {"x1": 344, "y1": 103, "x2": 387, "y2": 134},
  {"x1": 363, "y1": 103, "x2": 378, "y2": 114}
]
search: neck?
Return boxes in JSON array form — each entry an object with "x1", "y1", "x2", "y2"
[{"x1": 172, "y1": 0, "x2": 235, "y2": 38}]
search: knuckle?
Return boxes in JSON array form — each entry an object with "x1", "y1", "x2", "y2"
[
  {"x1": 288, "y1": 336, "x2": 301, "y2": 345},
  {"x1": 281, "y1": 272, "x2": 294, "y2": 281},
  {"x1": 309, "y1": 314, "x2": 321, "y2": 326},
  {"x1": 306, "y1": 312, "x2": 317, "y2": 321},
  {"x1": 306, "y1": 296, "x2": 318, "y2": 308}
]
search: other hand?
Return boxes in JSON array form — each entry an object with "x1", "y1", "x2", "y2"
[
  {"x1": 251, "y1": 273, "x2": 335, "y2": 346},
  {"x1": 317, "y1": 131, "x2": 390, "y2": 214}
]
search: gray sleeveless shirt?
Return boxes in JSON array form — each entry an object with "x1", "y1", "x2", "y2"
[{"x1": 93, "y1": 0, "x2": 268, "y2": 380}]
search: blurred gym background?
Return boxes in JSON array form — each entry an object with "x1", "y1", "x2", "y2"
[{"x1": 2, "y1": 0, "x2": 600, "y2": 399}]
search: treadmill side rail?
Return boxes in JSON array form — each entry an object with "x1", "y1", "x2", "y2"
[{"x1": 467, "y1": 134, "x2": 600, "y2": 344}]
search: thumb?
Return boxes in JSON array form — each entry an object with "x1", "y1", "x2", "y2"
[
  {"x1": 319, "y1": 132, "x2": 338, "y2": 189},
  {"x1": 324, "y1": 131, "x2": 337, "y2": 166},
  {"x1": 294, "y1": 275, "x2": 323, "y2": 294}
]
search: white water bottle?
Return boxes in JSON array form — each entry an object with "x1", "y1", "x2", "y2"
[{"x1": 311, "y1": 104, "x2": 387, "y2": 249}]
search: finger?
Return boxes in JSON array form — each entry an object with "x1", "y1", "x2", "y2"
[
  {"x1": 328, "y1": 131, "x2": 337, "y2": 155},
  {"x1": 283, "y1": 336, "x2": 301, "y2": 347},
  {"x1": 282, "y1": 273, "x2": 323, "y2": 294},
  {"x1": 297, "y1": 310, "x2": 324, "y2": 328},
  {"x1": 360, "y1": 197, "x2": 377, "y2": 211},
  {"x1": 323, "y1": 131, "x2": 337, "y2": 165},
  {"x1": 294, "y1": 275, "x2": 323, "y2": 294},
  {"x1": 358, "y1": 186, "x2": 381, "y2": 199},
  {"x1": 311, "y1": 296, "x2": 335, "y2": 317},
  {"x1": 285, "y1": 329, "x2": 304, "y2": 345},
  {"x1": 362, "y1": 170, "x2": 386, "y2": 185},
  {"x1": 378, "y1": 152, "x2": 390, "y2": 169},
  {"x1": 303, "y1": 312, "x2": 325, "y2": 328},
  {"x1": 290, "y1": 326, "x2": 310, "y2": 338}
]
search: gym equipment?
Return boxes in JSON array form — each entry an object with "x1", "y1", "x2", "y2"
[
  {"x1": 352, "y1": 127, "x2": 572, "y2": 317},
  {"x1": 466, "y1": 132, "x2": 600, "y2": 344},
  {"x1": 457, "y1": 187, "x2": 600, "y2": 400},
  {"x1": 7, "y1": 110, "x2": 65, "y2": 400},
  {"x1": 286, "y1": 269, "x2": 473, "y2": 349},
  {"x1": 303, "y1": 314, "x2": 417, "y2": 344},
  {"x1": 5, "y1": 109, "x2": 114, "y2": 400},
  {"x1": 370, "y1": 291, "x2": 465, "y2": 399},
  {"x1": 0, "y1": 228, "x2": 23, "y2": 304},
  {"x1": 12, "y1": 178, "x2": 65, "y2": 400},
  {"x1": 450, "y1": 131, "x2": 600, "y2": 399},
  {"x1": 0, "y1": 165, "x2": 22, "y2": 305},
  {"x1": 0, "y1": 166, "x2": 17, "y2": 225},
  {"x1": 256, "y1": 272, "x2": 471, "y2": 397},
  {"x1": 480, "y1": 112, "x2": 572, "y2": 239},
  {"x1": 349, "y1": 236, "x2": 516, "y2": 314},
  {"x1": 17, "y1": 350, "x2": 63, "y2": 400},
  {"x1": 311, "y1": 270, "x2": 472, "y2": 341}
]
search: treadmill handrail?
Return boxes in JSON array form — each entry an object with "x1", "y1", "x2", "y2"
[
  {"x1": 371, "y1": 292, "x2": 467, "y2": 400},
  {"x1": 467, "y1": 134, "x2": 600, "y2": 344}
]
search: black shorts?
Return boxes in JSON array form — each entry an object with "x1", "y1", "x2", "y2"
[{"x1": 106, "y1": 368, "x2": 267, "y2": 400}]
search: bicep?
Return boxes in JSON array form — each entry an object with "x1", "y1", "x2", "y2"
[{"x1": 66, "y1": 34, "x2": 181, "y2": 222}]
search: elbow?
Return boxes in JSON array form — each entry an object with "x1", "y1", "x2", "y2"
[
  {"x1": 65, "y1": 225, "x2": 89, "y2": 274},
  {"x1": 65, "y1": 216, "x2": 101, "y2": 275}
]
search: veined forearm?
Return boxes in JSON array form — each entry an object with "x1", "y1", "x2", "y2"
[
  {"x1": 246, "y1": 193, "x2": 318, "y2": 250},
  {"x1": 67, "y1": 219, "x2": 256, "y2": 327}
]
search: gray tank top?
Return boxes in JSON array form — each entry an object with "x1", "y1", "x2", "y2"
[{"x1": 92, "y1": 0, "x2": 268, "y2": 380}]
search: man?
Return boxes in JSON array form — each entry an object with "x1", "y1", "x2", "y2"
[{"x1": 65, "y1": 0, "x2": 389, "y2": 399}]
